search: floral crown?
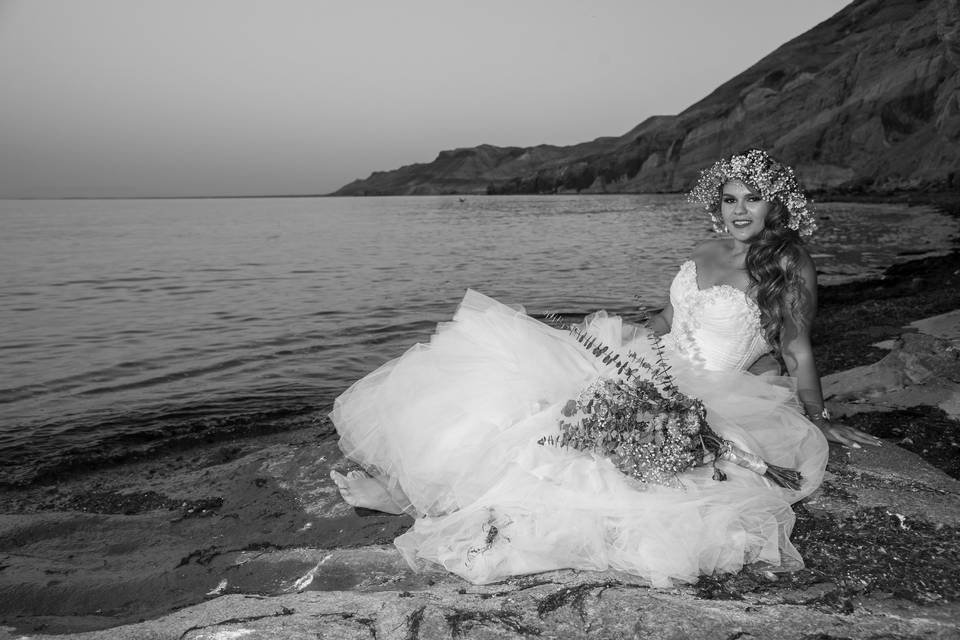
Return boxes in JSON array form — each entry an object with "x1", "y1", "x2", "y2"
[{"x1": 687, "y1": 149, "x2": 816, "y2": 237}]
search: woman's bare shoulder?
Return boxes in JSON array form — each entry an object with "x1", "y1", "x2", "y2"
[{"x1": 691, "y1": 238, "x2": 732, "y2": 260}]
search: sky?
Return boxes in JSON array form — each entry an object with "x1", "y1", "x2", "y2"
[{"x1": 0, "y1": 0, "x2": 852, "y2": 198}]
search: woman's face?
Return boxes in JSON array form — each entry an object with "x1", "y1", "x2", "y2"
[{"x1": 720, "y1": 180, "x2": 771, "y2": 243}]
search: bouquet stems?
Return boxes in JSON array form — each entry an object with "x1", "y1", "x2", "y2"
[{"x1": 715, "y1": 441, "x2": 803, "y2": 491}]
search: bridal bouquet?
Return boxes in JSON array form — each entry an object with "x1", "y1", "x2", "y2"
[{"x1": 539, "y1": 317, "x2": 802, "y2": 490}]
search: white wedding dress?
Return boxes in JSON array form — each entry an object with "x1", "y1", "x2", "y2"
[{"x1": 331, "y1": 261, "x2": 829, "y2": 586}]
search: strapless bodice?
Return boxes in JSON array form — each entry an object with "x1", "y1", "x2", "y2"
[{"x1": 662, "y1": 261, "x2": 770, "y2": 371}]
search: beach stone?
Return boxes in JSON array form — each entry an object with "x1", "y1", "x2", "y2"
[
  {"x1": 824, "y1": 331, "x2": 960, "y2": 418},
  {"x1": 910, "y1": 309, "x2": 960, "y2": 342},
  {"x1": 805, "y1": 438, "x2": 960, "y2": 525}
]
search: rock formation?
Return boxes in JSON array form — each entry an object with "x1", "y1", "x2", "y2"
[{"x1": 332, "y1": 0, "x2": 960, "y2": 196}]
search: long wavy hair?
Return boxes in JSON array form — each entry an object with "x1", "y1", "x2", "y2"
[{"x1": 741, "y1": 198, "x2": 810, "y2": 355}]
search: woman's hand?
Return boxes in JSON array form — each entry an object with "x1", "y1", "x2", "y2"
[
  {"x1": 817, "y1": 421, "x2": 883, "y2": 448},
  {"x1": 747, "y1": 353, "x2": 781, "y2": 376}
]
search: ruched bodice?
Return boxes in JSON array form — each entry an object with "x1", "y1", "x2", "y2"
[{"x1": 663, "y1": 261, "x2": 770, "y2": 371}]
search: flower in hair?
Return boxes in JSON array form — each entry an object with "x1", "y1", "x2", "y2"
[{"x1": 687, "y1": 149, "x2": 816, "y2": 237}]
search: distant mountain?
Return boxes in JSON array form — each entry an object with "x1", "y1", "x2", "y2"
[{"x1": 331, "y1": 0, "x2": 959, "y2": 196}]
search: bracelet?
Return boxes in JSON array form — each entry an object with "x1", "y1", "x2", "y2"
[{"x1": 807, "y1": 407, "x2": 831, "y2": 423}]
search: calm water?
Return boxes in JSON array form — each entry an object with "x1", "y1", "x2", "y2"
[{"x1": 1, "y1": 194, "x2": 956, "y2": 484}]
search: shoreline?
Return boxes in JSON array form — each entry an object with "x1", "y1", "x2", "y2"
[
  {"x1": 815, "y1": 249, "x2": 960, "y2": 374},
  {"x1": 4, "y1": 194, "x2": 958, "y2": 491},
  {"x1": 8, "y1": 242, "x2": 956, "y2": 494},
  {"x1": 813, "y1": 190, "x2": 960, "y2": 215},
  {"x1": 5, "y1": 187, "x2": 960, "y2": 202},
  {"x1": 813, "y1": 189, "x2": 959, "y2": 375}
]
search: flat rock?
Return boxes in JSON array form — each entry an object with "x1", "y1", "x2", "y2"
[
  {"x1": 910, "y1": 309, "x2": 960, "y2": 342},
  {"x1": 824, "y1": 331, "x2": 960, "y2": 418},
  {"x1": 5, "y1": 579, "x2": 960, "y2": 640},
  {"x1": 806, "y1": 438, "x2": 960, "y2": 525},
  {"x1": 3, "y1": 412, "x2": 959, "y2": 639}
]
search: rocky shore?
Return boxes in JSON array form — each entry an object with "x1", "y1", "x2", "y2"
[{"x1": 1, "y1": 207, "x2": 959, "y2": 639}]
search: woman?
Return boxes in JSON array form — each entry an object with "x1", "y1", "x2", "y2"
[{"x1": 330, "y1": 149, "x2": 880, "y2": 587}]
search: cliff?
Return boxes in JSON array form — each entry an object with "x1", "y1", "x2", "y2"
[{"x1": 331, "y1": 0, "x2": 960, "y2": 196}]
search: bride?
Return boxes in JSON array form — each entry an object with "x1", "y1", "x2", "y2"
[{"x1": 329, "y1": 149, "x2": 880, "y2": 587}]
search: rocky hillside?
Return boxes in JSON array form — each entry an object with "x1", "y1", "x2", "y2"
[{"x1": 331, "y1": 0, "x2": 959, "y2": 196}]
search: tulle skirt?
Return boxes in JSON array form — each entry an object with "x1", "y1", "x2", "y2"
[{"x1": 331, "y1": 290, "x2": 829, "y2": 587}]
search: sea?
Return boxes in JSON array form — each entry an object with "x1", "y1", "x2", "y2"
[{"x1": 1, "y1": 194, "x2": 957, "y2": 486}]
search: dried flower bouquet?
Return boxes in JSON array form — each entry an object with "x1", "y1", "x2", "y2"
[{"x1": 539, "y1": 316, "x2": 802, "y2": 491}]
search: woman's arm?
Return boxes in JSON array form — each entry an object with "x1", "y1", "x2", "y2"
[
  {"x1": 780, "y1": 252, "x2": 882, "y2": 448},
  {"x1": 647, "y1": 301, "x2": 674, "y2": 336},
  {"x1": 747, "y1": 352, "x2": 781, "y2": 375}
]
